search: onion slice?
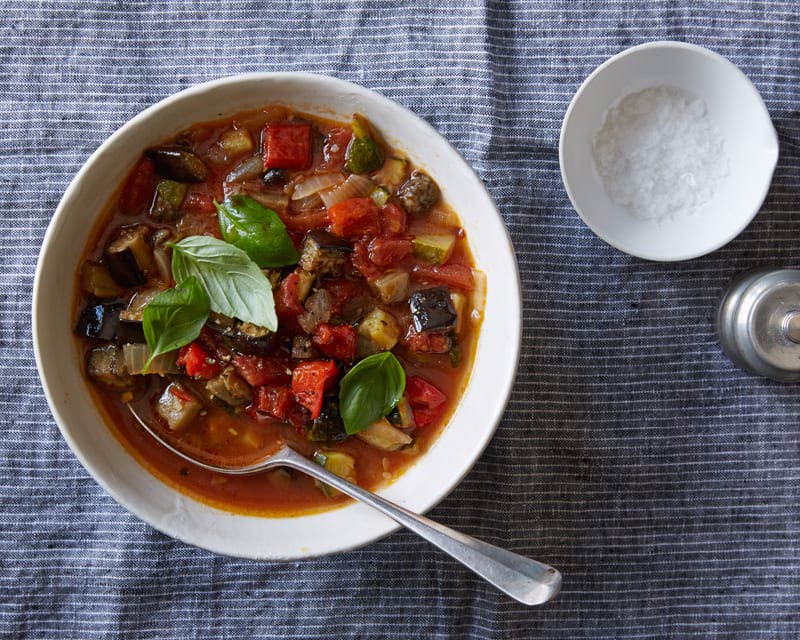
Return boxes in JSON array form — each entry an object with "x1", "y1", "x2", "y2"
[
  {"x1": 320, "y1": 174, "x2": 374, "y2": 209},
  {"x1": 122, "y1": 343, "x2": 179, "y2": 375},
  {"x1": 291, "y1": 173, "x2": 344, "y2": 201}
]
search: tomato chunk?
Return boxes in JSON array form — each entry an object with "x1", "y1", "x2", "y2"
[
  {"x1": 328, "y1": 198, "x2": 379, "y2": 239},
  {"x1": 276, "y1": 272, "x2": 306, "y2": 318},
  {"x1": 412, "y1": 263, "x2": 474, "y2": 290},
  {"x1": 233, "y1": 354, "x2": 291, "y2": 387},
  {"x1": 319, "y1": 127, "x2": 353, "y2": 171},
  {"x1": 262, "y1": 122, "x2": 312, "y2": 170},
  {"x1": 311, "y1": 323, "x2": 358, "y2": 362},
  {"x1": 292, "y1": 360, "x2": 339, "y2": 419},
  {"x1": 379, "y1": 203, "x2": 406, "y2": 236},
  {"x1": 183, "y1": 191, "x2": 216, "y2": 214},
  {"x1": 252, "y1": 385, "x2": 293, "y2": 420},
  {"x1": 325, "y1": 278, "x2": 368, "y2": 316},
  {"x1": 118, "y1": 158, "x2": 156, "y2": 215},
  {"x1": 177, "y1": 343, "x2": 221, "y2": 379},
  {"x1": 351, "y1": 241, "x2": 380, "y2": 279},
  {"x1": 402, "y1": 327, "x2": 452, "y2": 354},
  {"x1": 406, "y1": 376, "x2": 447, "y2": 428},
  {"x1": 368, "y1": 236, "x2": 412, "y2": 267}
]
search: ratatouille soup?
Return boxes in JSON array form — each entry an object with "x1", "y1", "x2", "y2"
[{"x1": 74, "y1": 105, "x2": 485, "y2": 515}]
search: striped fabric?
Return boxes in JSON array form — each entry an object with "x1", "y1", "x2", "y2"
[{"x1": 2, "y1": 1, "x2": 800, "y2": 638}]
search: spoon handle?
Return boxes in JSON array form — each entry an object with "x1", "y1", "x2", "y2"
[{"x1": 278, "y1": 447, "x2": 562, "y2": 606}]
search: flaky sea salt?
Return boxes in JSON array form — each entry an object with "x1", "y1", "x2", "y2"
[{"x1": 592, "y1": 85, "x2": 728, "y2": 221}]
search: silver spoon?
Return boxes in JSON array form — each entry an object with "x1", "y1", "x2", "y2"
[{"x1": 128, "y1": 404, "x2": 562, "y2": 605}]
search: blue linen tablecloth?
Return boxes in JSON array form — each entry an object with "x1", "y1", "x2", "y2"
[{"x1": 2, "y1": 1, "x2": 800, "y2": 638}]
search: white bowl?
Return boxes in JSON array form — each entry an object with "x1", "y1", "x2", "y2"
[
  {"x1": 559, "y1": 41, "x2": 779, "y2": 261},
  {"x1": 33, "y1": 73, "x2": 521, "y2": 559}
]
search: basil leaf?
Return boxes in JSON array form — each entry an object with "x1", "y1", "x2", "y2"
[
  {"x1": 339, "y1": 352, "x2": 406, "y2": 434},
  {"x1": 216, "y1": 195, "x2": 299, "y2": 268},
  {"x1": 142, "y1": 276, "x2": 209, "y2": 372},
  {"x1": 171, "y1": 235, "x2": 278, "y2": 331}
]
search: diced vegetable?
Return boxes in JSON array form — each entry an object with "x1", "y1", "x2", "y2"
[
  {"x1": 220, "y1": 128, "x2": 253, "y2": 157},
  {"x1": 312, "y1": 449, "x2": 356, "y2": 497},
  {"x1": 367, "y1": 236, "x2": 412, "y2": 267},
  {"x1": 206, "y1": 315, "x2": 275, "y2": 356},
  {"x1": 232, "y1": 353, "x2": 291, "y2": 387},
  {"x1": 152, "y1": 229, "x2": 174, "y2": 283},
  {"x1": 345, "y1": 114, "x2": 385, "y2": 174},
  {"x1": 245, "y1": 189, "x2": 290, "y2": 213},
  {"x1": 205, "y1": 367, "x2": 251, "y2": 406},
  {"x1": 262, "y1": 168, "x2": 287, "y2": 187},
  {"x1": 252, "y1": 385, "x2": 293, "y2": 420},
  {"x1": 378, "y1": 203, "x2": 407, "y2": 236},
  {"x1": 295, "y1": 269, "x2": 315, "y2": 302},
  {"x1": 408, "y1": 287, "x2": 457, "y2": 333},
  {"x1": 177, "y1": 343, "x2": 221, "y2": 379},
  {"x1": 412, "y1": 263, "x2": 474, "y2": 290},
  {"x1": 80, "y1": 263, "x2": 123, "y2": 299},
  {"x1": 397, "y1": 170, "x2": 440, "y2": 216},
  {"x1": 356, "y1": 418, "x2": 412, "y2": 451},
  {"x1": 281, "y1": 209, "x2": 329, "y2": 233},
  {"x1": 291, "y1": 335, "x2": 315, "y2": 360},
  {"x1": 328, "y1": 197, "x2": 379, "y2": 239},
  {"x1": 292, "y1": 360, "x2": 339, "y2": 420},
  {"x1": 320, "y1": 127, "x2": 353, "y2": 171},
  {"x1": 387, "y1": 395, "x2": 416, "y2": 429},
  {"x1": 299, "y1": 230, "x2": 352, "y2": 276},
  {"x1": 145, "y1": 147, "x2": 209, "y2": 183},
  {"x1": 275, "y1": 271, "x2": 306, "y2": 320},
  {"x1": 122, "y1": 343, "x2": 178, "y2": 376},
  {"x1": 357, "y1": 308, "x2": 401, "y2": 352},
  {"x1": 450, "y1": 292, "x2": 466, "y2": 334},
  {"x1": 406, "y1": 375, "x2": 447, "y2": 428},
  {"x1": 320, "y1": 174, "x2": 374, "y2": 209},
  {"x1": 75, "y1": 303, "x2": 122, "y2": 341},
  {"x1": 117, "y1": 319, "x2": 146, "y2": 344},
  {"x1": 298, "y1": 289, "x2": 332, "y2": 334},
  {"x1": 369, "y1": 186, "x2": 390, "y2": 208},
  {"x1": 226, "y1": 155, "x2": 264, "y2": 183},
  {"x1": 105, "y1": 225, "x2": 155, "y2": 287},
  {"x1": 311, "y1": 322, "x2": 358, "y2": 362},
  {"x1": 156, "y1": 382, "x2": 202, "y2": 432},
  {"x1": 372, "y1": 156, "x2": 408, "y2": 192},
  {"x1": 412, "y1": 234, "x2": 456, "y2": 265},
  {"x1": 369, "y1": 270, "x2": 409, "y2": 304},
  {"x1": 149, "y1": 179, "x2": 187, "y2": 220},
  {"x1": 291, "y1": 174, "x2": 344, "y2": 201},
  {"x1": 402, "y1": 326, "x2": 453, "y2": 354},
  {"x1": 87, "y1": 344, "x2": 133, "y2": 389},
  {"x1": 119, "y1": 288, "x2": 162, "y2": 322},
  {"x1": 262, "y1": 122, "x2": 312, "y2": 170},
  {"x1": 305, "y1": 400, "x2": 348, "y2": 444}
]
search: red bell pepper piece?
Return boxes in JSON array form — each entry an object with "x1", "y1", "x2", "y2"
[
  {"x1": 406, "y1": 376, "x2": 447, "y2": 428},
  {"x1": 252, "y1": 385, "x2": 293, "y2": 420},
  {"x1": 233, "y1": 354, "x2": 292, "y2": 387},
  {"x1": 276, "y1": 272, "x2": 306, "y2": 319},
  {"x1": 379, "y1": 203, "x2": 406, "y2": 236},
  {"x1": 412, "y1": 263, "x2": 474, "y2": 290},
  {"x1": 262, "y1": 122, "x2": 312, "y2": 170},
  {"x1": 176, "y1": 343, "x2": 221, "y2": 379},
  {"x1": 291, "y1": 360, "x2": 339, "y2": 419},
  {"x1": 311, "y1": 323, "x2": 358, "y2": 362},
  {"x1": 328, "y1": 198, "x2": 379, "y2": 239},
  {"x1": 367, "y1": 236, "x2": 412, "y2": 267}
]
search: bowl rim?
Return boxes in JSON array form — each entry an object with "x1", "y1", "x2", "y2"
[
  {"x1": 558, "y1": 40, "x2": 780, "y2": 262},
  {"x1": 32, "y1": 72, "x2": 522, "y2": 559}
]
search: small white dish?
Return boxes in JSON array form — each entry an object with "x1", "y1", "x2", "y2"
[
  {"x1": 559, "y1": 41, "x2": 779, "y2": 261},
  {"x1": 33, "y1": 73, "x2": 521, "y2": 560}
]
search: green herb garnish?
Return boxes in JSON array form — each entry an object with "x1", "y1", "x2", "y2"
[{"x1": 339, "y1": 352, "x2": 406, "y2": 434}]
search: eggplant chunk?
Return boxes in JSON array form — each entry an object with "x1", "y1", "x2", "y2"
[
  {"x1": 357, "y1": 307, "x2": 401, "y2": 352},
  {"x1": 76, "y1": 303, "x2": 122, "y2": 341},
  {"x1": 356, "y1": 419, "x2": 413, "y2": 451},
  {"x1": 205, "y1": 367, "x2": 251, "y2": 407},
  {"x1": 305, "y1": 400, "x2": 347, "y2": 444},
  {"x1": 397, "y1": 170, "x2": 439, "y2": 216},
  {"x1": 105, "y1": 225, "x2": 155, "y2": 287},
  {"x1": 206, "y1": 314, "x2": 275, "y2": 355},
  {"x1": 291, "y1": 335, "x2": 315, "y2": 360},
  {"x1": 87, "y1": 344, "x2": 134, "y2": 390},
  {"x1": 370, "y1": 270, "x2": 409, "y2": 304},
  {"x1": 409, "y1": 287, "x2": 457, "y2": 334},
  {"x1": 156, "y1": 382, "x2": 202, "y2": 432},
  {"x1": 145, "y1": 147, "x2": 209, "y2": 183},
  {"x1": 299, "y1": 230, "x2": 352, "y2": 276},
  {"x1": 80, "y1": 263, "x2": 123, "y2": 299}
]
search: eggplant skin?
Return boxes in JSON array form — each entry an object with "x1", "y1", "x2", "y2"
[
  {"x1": 75, "y1": 303, "x2": 122, "y2": 341},
  {"x1": 305, "y1": 400, "x2": 347, "y2": 443},
  {"x1": 145, "y1": 147, "x2": 209, "y2": 183},
  {"x1": 299, "y1": 230, "x2": 352, "y2": 276},
  {"x1": 397, "y1": 170, "x2": 440, "y2": 216},
  {"x1": 409, "y1": 287, "x2": 457, "y2": 333},
  {"x1": 87, "y1": 344, "x2": 134, "y2": 389}
]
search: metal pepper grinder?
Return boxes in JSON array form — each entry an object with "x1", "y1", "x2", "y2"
[{"x1": 717, "y1": 268, "x2": 800, "y2": 382}]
